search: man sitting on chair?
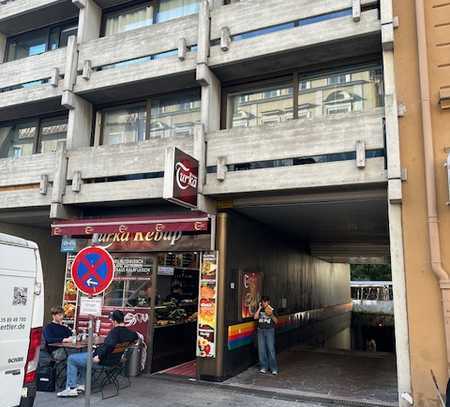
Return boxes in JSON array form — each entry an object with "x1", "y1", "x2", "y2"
[{"x1": 57, "y1": 310, "x2": 138, "y2": 398}]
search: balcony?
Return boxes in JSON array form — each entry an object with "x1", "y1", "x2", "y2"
[
  {"x1": 0, "y1": 0, "x2": 77, "y2": 37},
  {"x1": 204, "y1": 109, "x2": 386, "y2": 196},
  {"x1": 0, "y1": 153, "x2": 57, "y2": 209},
  {"x1": 209, "y1": 0, "x2": 381, "y2": 80},
  {"x1": 74, "y1": 14, "x2": 199, "y2": 103},
  {"x1": 0, "y1": 48, "x2": 65, "y2": 120},
  {"x1": 62, "y1": 135, "x2": 194, "y2": 205}
]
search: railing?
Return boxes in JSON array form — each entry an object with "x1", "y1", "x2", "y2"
[
  {"x1": 209, "y1": 0, "x2": 380, "y2": 67},
  {"x1": 0, "y1": 153, "x2": 57, "y2": 208},
  {"x1": 204, "y1": 109, "x2": 386, "y2": 195},
  {"x1": 75, "y1": 14, "x2": 198, "y2": 93},
  {"x1": 63, "y1": 135, "x2": 194, "y2": 204}
]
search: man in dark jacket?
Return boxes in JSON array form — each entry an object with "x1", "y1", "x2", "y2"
[
  {"x1": 57, "y1": 310, "x2": 138, "y2": 398},
  {"x1": 43, "y1": 306, "x2": 73, "y2": 354}
]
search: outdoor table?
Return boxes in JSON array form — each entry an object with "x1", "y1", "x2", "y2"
[{"x1": 52, "y1": 336, "x2": 105, "y2": 350}]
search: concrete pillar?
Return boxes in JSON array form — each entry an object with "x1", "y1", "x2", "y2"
[
  {"x1": 197, "y1": 0, "x2": 210, "y2": 65},
  {"x1": 76, "y1": 0, "x2": 102, "y2": 44},
  {"x1": 62, "y1": 92, "x2": 93, "y2": 150},
  {"x1": 0, "y1": 32, "x2": 7, "y2": 64},
  {"x1": 197, "y1": 64, "x2": 221, "y2": 132}
]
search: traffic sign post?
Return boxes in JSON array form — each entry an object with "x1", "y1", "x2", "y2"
[{"x1": 71, "y1": 246, "x2": 115, "y2": 407}]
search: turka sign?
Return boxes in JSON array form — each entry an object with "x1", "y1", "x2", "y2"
[{"x1": 163, "y1": 147, "x2": 199, "y2": 208}]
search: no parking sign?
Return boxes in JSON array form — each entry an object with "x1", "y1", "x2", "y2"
[{"x1": 71, "y1": 246, "x2": 115, "y2": 296}]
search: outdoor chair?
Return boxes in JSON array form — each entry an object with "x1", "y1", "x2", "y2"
[
  {"x1": 38, "y1": 338, "x2": 68, "y2": 392},
  {"x1": 92, "y1": 341, "x2": 134, "y2": 400}
]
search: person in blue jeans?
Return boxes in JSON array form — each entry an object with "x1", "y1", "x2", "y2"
[
  {"x1": 254, "y1": 295, "x2": 279, "y2": 375},
  {"x1": 57, "y1": 310, "x2": 138, "y2": 398}
]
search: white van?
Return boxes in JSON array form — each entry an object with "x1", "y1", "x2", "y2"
[{"x1": 0, "y1": 234, "x2": 44, "y2": 407}]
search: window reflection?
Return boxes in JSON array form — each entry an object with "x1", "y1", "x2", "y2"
[
  {"x1": 104, "y1": 4, "x2": 154, "y2": 36},
  {"x1": 0, "y1": 122, "x2": 37, "y2": 158},
  {"x1": 298, "y1": 68, "x2": 384, "y2": 119},
  {"x1": 39, "y1": 117, "x2": 68, "y2": 153},
  {"x1": 102, "y1": 105, "x2": 147, "y2": 145},
  {"x1": 229, "y1": 85, "x2": 293, "y2": 128}
]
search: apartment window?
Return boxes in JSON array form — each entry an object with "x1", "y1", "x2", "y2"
[
  {"x1": 228, "y1": 83, "x2": 293, "y2": 128},
  {"x1": 6, "y1": 21, "x2": 78, "y2": 62},
  {"x1": 103, "y1": 0, "x2": 200, "y2": 36},
  {"x1": 0, "y1": 115, "x2": 67, "y2": 158},
  {"x1": 150, "y1": 91, "x2": 200, "y2": 138},
  {"x1": 100, "y1": 90, "x2": 200, "y2": 145},
  {"x1": 299, "y1": 67, "x2": 384, "y2": 119},
  {"x1": 102, "y1": 104, "x2": 147, "y2": 145}
]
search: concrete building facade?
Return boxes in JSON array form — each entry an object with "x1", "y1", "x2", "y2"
[{"x1": 0, "y1": 0, "x2": 442, "y2": 405}]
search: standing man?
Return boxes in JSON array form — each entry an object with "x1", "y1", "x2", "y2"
[
  {"x1": 57, "y1": 310, "x2": 138, "y2": 397},
  {"x1": 254, "y1": 296, "x2": 278, "y2": 375}
]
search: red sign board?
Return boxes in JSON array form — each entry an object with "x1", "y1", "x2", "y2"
[
  {"x1": 71, "y1": 246, "x2": 115, "y2": 296},
  {"x1": 163, "y1": 147, "x2": 199, "y2": 208}
]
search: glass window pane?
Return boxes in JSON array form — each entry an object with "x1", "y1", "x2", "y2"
[
  {"x1": 105, "y1": 5, "x2": 154, "y2": 36},
  {"x1": 0, "y1": 122, "x2": 37, "y2": 158},
  {"x1": 150, "y1": 91, "x2": 201, "y2": 138},
  {"x1": 7, "y1": 29, "x2": 48, "y2": 61},
  {"x1": 59, "y1": 25, "x2": 78, "y2": 48},
  {"x1": 49, "y1": 28, "x2": 60, "y2": 51},
  {"x1": 298, "y1": 67, "x2": 384, "y2": 120},
  {"x1": 156, "y1": 0, "x2": 200, "y2": 23},
  {"x1": 229, "y1": 84, "x2": 293, "y2": 128},
  {"x1": 104, "y1": 281, "x2": 125, "y2": 307},
  {"x1": 39, "y1": 117, "x2": 68, "y2": 153},
  {"x1": 102, "y1": 105, "x2": 147, "y2": 145},
  {"x1": 124, "y1": 280, "x2": 152, "y2": 308}
]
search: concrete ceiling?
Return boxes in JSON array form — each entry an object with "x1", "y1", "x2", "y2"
[{"x1": 233, "y1": 188, "x2": 390, "y2": 264}]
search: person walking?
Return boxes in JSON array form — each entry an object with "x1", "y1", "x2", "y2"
[
  {"x1": 254, "y1": 295, "x2": 278, "y2": 375},
  {"x1": 57, "y1": 310, "x2": 138, "y2": 397}
]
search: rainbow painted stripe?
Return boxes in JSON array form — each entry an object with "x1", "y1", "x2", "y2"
[{"x1": 228, "y1": 321, "x2": 257, "y2": 350}]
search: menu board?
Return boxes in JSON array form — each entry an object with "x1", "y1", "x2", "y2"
[
  {"x1": 241, "y1": 272, "x2": 263, "y2": 319},
  {"x1": 196, "y1": 252, "x2": 218, "y2": 358}
]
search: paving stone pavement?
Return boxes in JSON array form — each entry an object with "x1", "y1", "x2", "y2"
[{"x1": 35, "y1": 375, "x2": 326, "y2": 407}]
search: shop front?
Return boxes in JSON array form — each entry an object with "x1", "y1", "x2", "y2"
[{"x1": 51, "y1": 212, "x2": 220, "y2": 378}]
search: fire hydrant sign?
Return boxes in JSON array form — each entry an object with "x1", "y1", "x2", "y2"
[
  {"x1": 71, "y1": 246, "x2": 115, "y2": 296},
  {"x1": 79, "y1": 296, "x2": 103, "y2": 317}
]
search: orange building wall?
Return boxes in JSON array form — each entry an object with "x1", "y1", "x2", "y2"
[{"x1": 394, "y1": 1, "x2": 450, "y2": 405}]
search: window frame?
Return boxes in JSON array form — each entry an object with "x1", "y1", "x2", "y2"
[
  {"x1": 97, "y1": 88, "x2": 201, "y2": 145},
  {"x1": 222, "y1": 62, "x2": 384, "y2": 130},
  {"x1": 0, "y1": 113, "x2": 68, "y2": 159},
  {"x1": 5, "y1": 19, "x2": 78, "y2": 62}
]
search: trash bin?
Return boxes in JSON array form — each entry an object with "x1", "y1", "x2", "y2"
[{"x1": 126, "y1": 344, "x2": 142, "y2": 377}]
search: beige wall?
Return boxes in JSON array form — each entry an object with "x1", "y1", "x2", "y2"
[
  {"x1": 0, "y1": 222, "x2": 66, "y2": 323},
  {"x1": 394, "y1": 1, "x2": 450, "y2": 405}
]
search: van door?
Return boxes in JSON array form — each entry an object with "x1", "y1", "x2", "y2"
[{"x1": 0, "y1": 242, "x2": 38, "y2": 407}]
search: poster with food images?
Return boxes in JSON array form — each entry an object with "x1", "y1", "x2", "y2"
[
  {"x1": 196, "y1": 252, "x2": 218, "y2": 358},
  {"x1": 241, "y1": 272, "x2": 263, "y2": 319}
]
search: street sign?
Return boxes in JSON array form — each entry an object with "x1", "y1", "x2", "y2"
[
  {"x1": 71, "y1": 246, "x2": 115, "y2": 296},
  {"x1": 79, "y1": 296, "x2": 103, "y2": 317}
]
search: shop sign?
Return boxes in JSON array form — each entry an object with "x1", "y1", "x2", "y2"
[
  {"x1": 61, "y1": 238, "x2": 78, "y2": 253},
  {"x1": 197, "y1": 252, "x2": 218, "y2": 358},
  {"x1": 241, "y1": 272, "x2": 263, "y2": 319},
  {"x1": 71, "y1": 246, "x2": 115, "y2": 296},
  {"x1": 163, "y1": 147, "x2": 199, "y2": 209},
  {"x1": 93, "y1": 231, "x2": 211, "y2": 252}
]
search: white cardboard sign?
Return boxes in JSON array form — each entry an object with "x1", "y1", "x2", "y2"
[{"x1": 79, "y1": 296, "x2": 103, "y2": 317}]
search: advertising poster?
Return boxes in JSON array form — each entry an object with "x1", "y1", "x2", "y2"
[
  {"x1": 241, "y1": 272, "x2": 263, "y2": 319},
  {"x1": 196, "y1": 252, "x2": 218, "y2": 358}
]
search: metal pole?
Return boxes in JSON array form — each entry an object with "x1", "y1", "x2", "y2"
[{"x1": 85, "y1": 310, "x2": 93, "y2": 407}]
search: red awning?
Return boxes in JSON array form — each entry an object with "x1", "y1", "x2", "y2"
[{"x1": 51, "y1": 212, "x2": 210, "y2": 236}]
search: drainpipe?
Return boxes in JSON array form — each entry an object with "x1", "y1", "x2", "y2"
[{"x1": 415, "y1": 0, "x2": 450, "y2": 372}]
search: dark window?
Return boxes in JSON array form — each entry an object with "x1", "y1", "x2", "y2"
[
  {"x1": 0, "y1": 115, "x2": 68, "y2": 158},
  {"x1": 6, "y1": 21, "x2": 78, "y2": 62}
]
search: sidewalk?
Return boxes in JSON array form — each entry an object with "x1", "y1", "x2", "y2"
[{"x1": 35, "y1": 375, "x2": 326, "y2": 407}]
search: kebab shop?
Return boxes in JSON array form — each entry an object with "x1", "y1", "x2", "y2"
[{"x1": 52, "y1": 212, "x2": 219, "y2": 378}]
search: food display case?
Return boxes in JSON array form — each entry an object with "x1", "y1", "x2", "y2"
[{"x1": 62, "y1": 254, "x2": 78, "y2": 327}]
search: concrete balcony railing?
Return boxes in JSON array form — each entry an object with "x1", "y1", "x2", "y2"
[
  {"x1": 0, "y1": 48, "x2": 65, "y2": 111},
  {"x1": 209, "y1": 0, "x2": 380, "y2": 70},
  {"x1": 0, "y1": 0, "x2": 63, "y2": 22},
  {"x1": 74, "y1": 14, "x2": 199, "y2": 96},
  {"x1": 204, "y1": 109, "x2": 387, "y2": 196},
  {"x1": 62, "y1": 135, "x2": 194, "y2": 205},
  {"x1": 0, "y1": 153, "x2": 57, "y2": 209}
]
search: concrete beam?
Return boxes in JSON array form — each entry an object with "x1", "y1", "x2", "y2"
[
  {"x1": 197, "y1": 0, "x2": 211, "y2": 65},
  {"x1": 76, "y1": 0, "x2": 102, "y2": 44},
  {"x1": 352, "y1": 0, "x2": 361, "y2": 22},
  {"x1": 0, "y1": 32, "x2": 6, "y2": 64},
  {"x1": 64, "y1": 93, "x2": 93, "y2": 150},
  {"x1": 51, "y1": 142, "x2": 68, "y2": 207},
  {"x1": 63, "y1": 35, "x2": 79, "y2": 92}
]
